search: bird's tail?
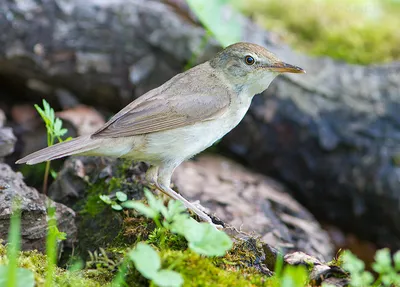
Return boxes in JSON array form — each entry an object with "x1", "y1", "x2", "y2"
[{"x1": 16, "y1": 135, "x2": 100, "y2": 165}]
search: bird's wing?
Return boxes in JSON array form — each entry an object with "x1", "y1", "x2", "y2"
[{"x1": 91, "y1": 88, "x2": 231, "y2": 138}]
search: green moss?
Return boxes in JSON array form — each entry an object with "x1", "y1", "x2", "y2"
[
  {"x1": 0, "y1": 243, "x2": 105, "y2": 287},
  {"x1": 79, "y1": 177, "x2": 122, "y2": 217},
  {"x1": 74, "y1": 159, "x2": 148, "y2": 255},
  {"x1": 147, "y1": 228, "x2": 188, "y2": 251},
  {"x1": 235, "y1": 0, "x2": 400, "y2": 64},
  {"x1": 157, "y1": 250, "x2": 272, "y2": 287}
]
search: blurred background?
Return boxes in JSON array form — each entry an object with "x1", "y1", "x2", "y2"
[{"x1": 1, "y1": 0, "x2": 400, "y2": 267}]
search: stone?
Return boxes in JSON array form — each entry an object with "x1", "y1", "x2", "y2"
[
  {"x1": 0, "y1": 163, "x2": 77, "y2": 252},
  {"x1": 0, "y1": 127, "x2": 16, "y2": 159},
  {"x1": 173, "y1": 154, "x2": 334, "y2": 261}
]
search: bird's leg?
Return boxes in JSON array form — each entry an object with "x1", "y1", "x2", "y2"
[
  {"x1": 156, "y1": 162, "x2": 222, "y2": 229},
  {"x1": 145, "y1": 165, "x2": 168, "y2": 201},
  {"x1": 145, "y1": 166, "x2": 159, "y2": 186}
]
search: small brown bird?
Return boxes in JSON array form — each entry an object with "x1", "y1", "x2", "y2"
[{"x1": 17, "y1": 42, "x2": 305, "y2": 227}]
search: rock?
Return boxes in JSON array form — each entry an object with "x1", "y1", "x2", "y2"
[
  {"x1": 0, "y1": 163, "x2": 76, "y2": 252},
  {"x1": 173, "y1": 154, "x2": 333, "y2": 261},
  {"x1": 284, "y1": 252, "x2": 349, "y2": 287},
  {"x1": 0, "y1": 109, "x2": 17, "y2": 161},
  {"x1": 0, "y1": 128, "x2": 16, "y2": 159},
  {"x1": 0, "y1": 109, "x2": 5, "y2": 127}
]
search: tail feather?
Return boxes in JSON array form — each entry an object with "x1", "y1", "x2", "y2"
[{"x1": 16, "y1": 135, "x2": 99, "y2": 165}]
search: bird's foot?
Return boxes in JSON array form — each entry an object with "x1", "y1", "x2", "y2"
[
  {"x1": 190, "y1": 200, "x2": 210, "y2": 214},
  {"x1": 185, "y1": 202, "x2": 223, "y2": 230},
  {"x1": 154, "y1": 182, "x2": 224, "y2": 229},
  {"x1": 197, "y1": 213, "x2": 224, "y2": 230}
]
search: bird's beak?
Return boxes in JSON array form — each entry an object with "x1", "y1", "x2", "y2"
[{"x1": 268, "y1": 62, "x2": 306, "y2": 74}]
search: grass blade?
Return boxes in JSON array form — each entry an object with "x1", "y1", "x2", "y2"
[{"x1": 7, "y1": 199, "x2": 21, "y2": 287}]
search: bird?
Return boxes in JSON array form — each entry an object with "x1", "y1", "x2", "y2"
[{"x1": 16, "y1": 42, "x2": 305, "y2": 228}]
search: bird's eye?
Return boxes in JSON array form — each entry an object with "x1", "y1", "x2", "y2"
[{"x1": 245, "y1": 55, "x2": 255, "y2": 65}]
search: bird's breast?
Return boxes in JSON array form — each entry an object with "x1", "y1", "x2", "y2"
[{"x1": 137, "y1": 95, "x2": 252, "y2": 164}]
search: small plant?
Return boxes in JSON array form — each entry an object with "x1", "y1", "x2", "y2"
[
  {"x1": 45, "y1": 205, "x2": 67, "y2": 287},
  {"x1": 100, "y1": 189, "x2": 233, "y2": 257},
  {"x1": 86, "y1": 247, "x2": 123, "y2": 272},
  {"x1": 342, "y1": 249, "x2": 400, "y2": 287},
  {"x1": 101, "y1": 189, "x2": 233, "y2": 286},
  {"x1": 99, "y1": 191, "x2": 128, "y2": 211},
  {"x1": 34, "y1": 99, "x2": 70, "y2": 194}
]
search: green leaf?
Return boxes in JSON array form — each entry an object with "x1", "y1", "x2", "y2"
[
  {"x1": 50, "y1": 169, "x2": 58, "y2": 179},
  {"x1": 43, "y1": 100, "x2": 54, "y2": 124},
  {"x1": 54, "y1": 118, "x2": 62, "y2": 134},
  {"x1": 162, "y1": 200, "x2": 187, "y2": 222},
  {"x1": 57, "y1": 231, "x2": 67, "y2": 241},
  {"x1": 152, "y1": 270, "x2": 184, "y2": 287},
  {"x1": 144, "y1": 189, "x2": 167, "y2": 215},
  {"x1": 342, "y1": 250, "x2": 374, "y2": 287},
  {"x1": 116, "y1": 191, "x2": 128, "y2": 202},
  {"x1": 170, "y1": 217, "x2": 196, "y2": 236},
  {"x1": 121, "y1": 201, "x2": 159, "y2": 219},
  {"x1": 186, "y1": 0, "x2": 242, "y2": 47},
  {"x1": 281, "y1": 265, "x2": 308, "y2": 287},
  {"x1": 342, "y1": 251, "x2": 365, "y2": 274},
  {"x1": 129, "y1": 243, "x2": 160, "y2": 279},
  {"x1": 111, "y1": 204, "x2": 123, "y2": 211},
  {"x1": 394, "y1": 250, "x2": 400, "y2": 271},
  {"x1": 99, "y1": 195, "x2": 112, "y2": 205},
  {"x1": 0, "y1": 266, "x2": 35, "y2": 287},
  {"x1": 181, "y1": 219, "x2": 232, "y2": 256},
  {"x1": 372, "y1": 248, "x2": 392, "y2": 274},
  {"x1": 59, "y1": 128, "x2": 68, "y2": 137},
  {"x1": 34, "y1": 104, "x2": 47, "y2": 122},
  {"x1": 352, "y1": 271, "x2": 374, "y2": 287}
]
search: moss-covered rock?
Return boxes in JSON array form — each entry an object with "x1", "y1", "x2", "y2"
[
  {"x1": 1, "y1": 155, "x2": 350, "y2": 286},
  {"x1": 236, "y1": 0, "x2": 400, "y2": 64},
  {"x1": 0, "y1": 243, "x2": 104, "y2": 287},
  {"x1": 44, "y1": 157, "x2": 279, "y2": 286}
]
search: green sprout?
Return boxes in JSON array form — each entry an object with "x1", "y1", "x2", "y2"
[
  {"x1": 34, "y1": 99, "x2": 70, "y2": 194},
  {"x1": 45, "y1": 205, "x2": 67, "y2": 287}
]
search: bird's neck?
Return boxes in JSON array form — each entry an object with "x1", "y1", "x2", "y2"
[{"x1": 216, "y1": 70, "x2": 277, "y2": 98}]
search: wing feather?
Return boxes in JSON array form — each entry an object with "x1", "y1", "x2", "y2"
[{"x1": 92, "y1": 65, "x2": 231, "y2": 138}]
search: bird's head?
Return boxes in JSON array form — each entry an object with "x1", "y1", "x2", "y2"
[{"x1": 210, "y1": 42, "x2": 305, "y2": 95}]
